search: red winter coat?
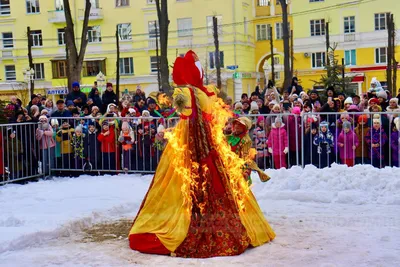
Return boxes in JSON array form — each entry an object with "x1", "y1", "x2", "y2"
[
  {"x1": 267, "y1": 124, "x2": 288, "y2": 156},
  {"x1": 98, "y1": 127, "x2": 116, "y2": 153}
]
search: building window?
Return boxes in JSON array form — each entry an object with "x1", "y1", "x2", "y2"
[
  {"x1": 344, "y1": 50, "x2": 356, "y2": 66},
  {"x1": 207, "y1": 15, "x2": 222, "y2": 35},
  {"x1": 116, "y1": 0, "x2": 129, "y2": 7},
  {"x1": 310, "y1": 19, "x2": 325, "y2": 36},
  {"x1": 375, "y1": 47, "x2": 387, "y2": 64},
  {"x1": 2, "y1": 32, "x2": 13, "y2": 48},
  {"x1": 256, "y1": 24, "x2": 271, "y2": 41},
  {"x1": 5, "y1": 65, "x2": 16, "y2": 81},
  {"x1": 150, "y1": 56, "x2": 159, "y2": 73},
  {"x1": 51, "y1": 60, "x2": 67, "y2": 78},
  {"x1": 0, "y1": 0, "x2": 10, "y2": 15},
  {"x1": 26, "y1": 0, "x2": 40, "y2": 14},
  {"x1": 90, "y1": 0, "x2": 100, "y2": 8},
  {"x1": 310, "y1": 0, "x2": 324, "y2": 2},
  {"x1": 31, "y1": 30, "x2": 43, "y2": 47},
  {"x1": 274, "y1": 72, "x2": 281, "y2": 81},
  {"x1": 276, "y1": 22, "x2": 290, "y2": 39},
  {"x1": 118, "y1": 23, "x2": 132, "y2": 40},
  {"x1": 257, "y1": 0, "x2": 269, "y2": 6},
  {"x1": 148, "y1": 21, "x2": 159, "y2": 38},
  {"x1": 57, "y1": 29, "x2": 65, "y2": 45},
  {"x1": 177, "y1": 18, "x2": 193, "y2": 37},
  {"x1": 33, "y1": 63, "x2": 45, "y2": 80},
  {"x1": 119, "y1": 58, "x2": 134, "y2": 75},
  {"x1": 276, "y1": 0, "x2": 280, "y2": 5},
  {"x1": 273, "y1": 56, "x2": 280, "y2": 65},
  {"x1": 209, "y1": 51, "x2": 224, "y2": 69},
  {"x1": 375, "y1": 13, "x2": 389, "y2": 31},
  {"x1": 55, "y1": 0, "x2": 63, "y2": 10},
  {"x1": 147, "y1": 0, "x2": 155, "y2": 4},
  {"x1": 344, "y1": 16, "x2": 355, "y2": 33},
  {"x1": 311, "y1": 52, "x2": 326, "y2": 68},
  {"x1": 83, "y1": 60, "x2": 106, "y2": 76},
  {"x1": 88, "y1": 26, "x2": 101, "y2": 43}
]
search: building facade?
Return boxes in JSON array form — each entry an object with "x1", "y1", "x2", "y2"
[
  {"x1": 0, "y1": 0, "x2": 259, "y2": 103},
  {"x1": 292, "y1": 0, "x2": 400, "y2": 95}
]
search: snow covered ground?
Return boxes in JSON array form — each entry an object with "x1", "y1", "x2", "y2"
[{"x1": 1, "y1": 164, "x2": 400, "y2": 267}]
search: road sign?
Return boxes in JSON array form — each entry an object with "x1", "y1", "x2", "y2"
[
  {"x1": 47, "y1": 89, "x2": 68, "y2": 95},
  {"x1": 227, "y1": 65, "x2": 239, "y2": 70}
]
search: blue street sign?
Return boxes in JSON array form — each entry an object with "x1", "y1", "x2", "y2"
[{"x1": 227, "y1": 65, "x2": 239, "y2": 70}]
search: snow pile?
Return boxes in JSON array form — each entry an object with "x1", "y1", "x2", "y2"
[{"x1": 254, "y1": 164, "x2": 400, "y2": 205}]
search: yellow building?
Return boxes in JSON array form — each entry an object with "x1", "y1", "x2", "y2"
[
  {"x1": 292, "y1": 0, "x2": 400, "y2": 95},
  {"x1": 0, "y1": 0, "x2": 259, "y2": 103},
  {"x1": 253, "y1": 0, "x2": 292, "y2": 89}
]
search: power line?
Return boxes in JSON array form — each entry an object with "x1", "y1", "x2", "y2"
[{"x1": 0, "y1": 0, "x2": 379, "y2": 43}]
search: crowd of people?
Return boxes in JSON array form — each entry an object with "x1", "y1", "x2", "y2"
[{"x1": 1, "y1": 77, "x2": 400, "y2": 181}]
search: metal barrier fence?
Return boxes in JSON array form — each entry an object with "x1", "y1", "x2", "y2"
[{"x1": 0, "y1": 111, "x2": 399, "y2": 185}]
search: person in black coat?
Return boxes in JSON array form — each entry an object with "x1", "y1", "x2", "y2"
[
  {"x1": 88, "y1": 87, "x2": 103, "y2": 109},
  {"x1": 51, "y1": 100, "x2": 72, "y2": 125},
  {"x1": 66, "y1": 82, "x2": 87, "y2": 108},
  {"x1": 102, "y1": 83, "x2": 118, "y2": 114},
  {"x1": 84, "y1": 120, "x2": 102, "y2": 172},
  {"x1": 304, "y1": 121, "x2": 319, "y2": 167},
  {"x1": 286, "y1": 77, "x2": 303, "y2": 95}
]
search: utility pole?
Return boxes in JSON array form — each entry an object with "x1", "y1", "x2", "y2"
[
  {"x1": 155, "y1": 20, "x2": 161, "y2": 91},
  {"x1": 115, "y1": 25, "x2": 120, "y2": 100},
  {"x1": 280, "y1": 0, "x2": 291, "y2": 89},
  {"x1": 342, "y1": 58, "x2": 345, "y2": 91},
  {"x1": 27, "y1": 26, "x2": 35, "y2": 96},
  {"x1": 290, "y1": 29, "x2": 294, "y2": 78},
  {"x1": 269, "y1": 24, "x2": 275, "y2": 84},
  {"x1": 326, "y1": 22, "x2": 331, "y2": 78},
  {"x1": 213, "y1": 16, "x2": 222, "y2": 89},
  {"x1": 390, "y1": 14, "x2": 397, "y2": 94},
  {"x1": 387, "y1": 13, "x2": 393, "y2": 93}
]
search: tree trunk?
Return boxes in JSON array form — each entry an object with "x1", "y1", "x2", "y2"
[
  {"x1": 155, "y1": 20, "x2": 161, "y2": 91},
  {"x1": 391, "y1": 15, "x2": 397, "y2": 95},
  {"x1": 27, "y1": 27, "x2": 34, "y2": 96},
  {"x1": 326, "y1": 22, "x2": 331, "y2": 79},
  {"x1": 156, "y1": 0, "x2": 171, "y2": 95},
  {"x1": 290, "y1": 29, "x2": 294, "y2": 78},
  {"x1": 269, "y1": 24, "x2": 275, "y2": 84},
  {"x1": 387, "y1": 13, "x2": 393, "y2": 93},
  {"x1": 280, "y1": 0, "x2": 291, "y2": 90},
  {"x1": 213, "y1": 16, "x2": 222, "y2": 89},
  {"x1": 63, "y1": 0, "x2": 91, "y2": 92},
  {"x1": 116, "y1": 25, "x2": 120, "y2": 100}
]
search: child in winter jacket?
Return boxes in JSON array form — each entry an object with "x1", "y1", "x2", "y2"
[
  {"x1": 253, "y1": 116, "x2": 270, "y2": 169},
  {"x1": 365, "y1": 114, "x2": 388, "y2": 168},
  {"x1": 390, "y1": 117, "x2": 400, "y2": 167},
  {"x1": 303, "y1": 119, "x2": 319, "y2": 167},
  {"x1": 354, "y1": 115, "x2": 370, "y2": 165},
  {"x1": 85, "y1": 121, "x2": 101, "y2": 171},
  {"x1": 36, "y1": 115, "x2": 56, "y2": 176},
  {"x1": 98, "y1": 121, "x2": 116, "y2": 171},
  {"x1": 287, "y1": 106, "x2": 302, "y2": 167},
  {"x1": 313, "y1": 121, "x2": 334, "y2": 168},
  {"x1": 386, "y1": 98, "x2": 400, "y2": 125},
  {"x1": 56, "y1": 121, "x2": 75, "y2": 170},
  {"x1": 337, "y1": 121, "x2": 359, "y2": 167},
  {"x1": 118, "y1": 122, "x2": 135, "y2": 172},
  {"x1": 137, "y1": 110, "x2": 156, "y2": 171},
  {"x1": 71, "y1": 125, "x2": 86, "y2": 172},
  {"x1": 267, "y1": 117, "x2": 288, "y2": 169}
]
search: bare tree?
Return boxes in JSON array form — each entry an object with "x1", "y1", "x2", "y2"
[
  {"x1": 155, "y1": 0, "x2": 171, "y2": 94},
  {"x1": 27, "y1": 27, "x2": 35, "y2": 96},
  {"x1": 213, "y1": 16, "x2": 222, "y2": 89},
  {"x1": 269, "y1": 24, "x2": 275, "y2": 84},
  {"x1": 63, "y1": 0, "x2": 91, "y2": 92},
  {"x1": 279, "y1": 0, "x2": 291, "y2": 90},
  {"x1": 116, "y1": 25, "x2": 120, "y2": 100},
  {"x1": 387, "y1": 14, "x2": 393, "y2": 93}
]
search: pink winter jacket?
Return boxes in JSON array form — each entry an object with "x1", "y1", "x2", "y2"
[
  {"x1": 337, "y1": 130, "x2": 359, "y2": 160},
  {"x1": 267, "y1": 124, "x2": 288, "y2": 156},
  {"x1": 36, "y1": 125, "x2": 56, "y2": 149}
]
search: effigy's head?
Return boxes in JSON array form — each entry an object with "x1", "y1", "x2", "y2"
[{"x1": 172, "y1": 50, "x2": 204, "y2": 89}]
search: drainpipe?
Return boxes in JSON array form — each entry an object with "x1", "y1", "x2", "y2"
[{"x1": 232, "y1": 0, "x2": 237, "y2": 99}]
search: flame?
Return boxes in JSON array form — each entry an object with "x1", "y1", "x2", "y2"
[{"x1": 158, "y1": 93, "x2": 172, "y2": 109}]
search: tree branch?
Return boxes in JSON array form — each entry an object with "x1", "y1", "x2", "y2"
[
  {"x1": 78, "y1": 0, "x2": 92, "y2": 64},
  {"x1": 63, "y1": 0, "x2": 78, "y2": 59}
]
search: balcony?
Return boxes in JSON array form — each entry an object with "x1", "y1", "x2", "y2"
[
  {"x1": 344, "y1": 33, "x2": 356, "y2": 42},
  {"x1": 78, "y1": 8, "x2": 103, "y2": 21},
  {"x1": 2, "y1": 50, "x2": 13, "y2": 58},
  {"x1": 48, "y1": 10, "x2": 66, "y2": 23},
  {"x1": 148, "y1": 38, "x2": 160, "y2": 49},
  {"x1": 0, "y1": 3, "x2": 10, "y2": 15}
]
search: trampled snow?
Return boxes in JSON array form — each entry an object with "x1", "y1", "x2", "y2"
[{"x1": 0, "y1": 164, "x2": 399, "y2": 266}]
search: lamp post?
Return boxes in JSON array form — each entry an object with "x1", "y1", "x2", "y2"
[
  {"x1": 23, "y1": 68, "x2": 35, "y2": 96},
  {"x1": 96, "y1": 71, "x2": 106, "y2": 96}
]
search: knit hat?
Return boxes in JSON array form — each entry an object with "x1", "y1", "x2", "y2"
[
  {"x1": 106, "y1": 82, "x2": 113, "y2": 87},
  {"x1": 257, "y1": 116, "x2": 265, "y2": 124},
  {"x1": 234, "y1": 102, "x2": 243, "y2": 110},
  {"x1": 274, "y1": 116, "x2": 283, "y2": 124},
  {"x1": 121, "y1": 121, "x2": 130, "y2": 130},
  {"x1": 249, "y1": 101, "x2": 259, "y2": 112},
  {"x1": 102, "y1": 120, "x2": 109, "y2": 126},
  {"x1": 377, "y1": 90, "x2": 388, "y2": 100},
  {"x1": 320, "y1": 121, "x2": 329, "y2": 127},
  {"x1": 269, "y1": 100, "x2": 277, "y2": 106},
  {"x1": 373, "y1": 114, "x2": 381, "y2": 124},
  {"x1": 66, "y1": 100, "x2": 74, "y2": 107},
  {"x1": 50, "y1": 119, "x2": 59, "y2": 126},
  {"x1": 389, "y1": 98, "x2": 399, "y2": 106},
  {"x1": 358, "y1": 114, "x2": 368, "y2": 124},
  {"x1": 157, "y1": 124, "x2": 165, "y2": 133},
  {"x1": 348, "y1": 105, "x2": 360, "y2": 112},
  {"x1": 344, "y1": 97, "x2": 353, "y2": 105},
  {"x1": 39, "y1": 115, "x2": 48, "y2": 122},
  {"x1": 142, "y1": 110, "x2": 150, "y2": 117},
  {"x1": 72, "y1": 82, "x2": 80, "y2": 88},
  {"x1": 107, "y1": 103, "x2": 117, "y2": 114},
  {"x1": 299, "y1": 91, "x2": 307, "y2": 98},
  {"x1": 295, "y1": 98, "x2": 303, "y2": 106},
  {"x1": 373, "y1": 105, "x2": 382, "y2": 112},
  {"x1": 31, "y1": 94, "x2": 39, "y2": 101},
  {"x1": 342, "y1": 121, "x2": 351, "y2": 129},
  {"x1": 234, "y1": 117, "x2": 252, "y2": 130},
  {"x1": 368, "y1": 98, "x2": 380, "y2": 105},
  {"x1": 394, "y1": 117, "x2": 400, "y2": 131},
  {"x1": 128, "y1": 108, "x2": 136, "y2": 114},
  {"x1": 370, "y1": 77, "x2": 379, "y2": 86},
  {"x1": 75, "y1": 125, "x2": 83, "y2": 133},
  {"x1": 148, "y1": 98, "x2": 157, "y2": 105},
  {"x1": 88, "y1": 120, "x2": 95, "y2": 126},
  {"x1": 310, "y1": 89, "x2": 318, "y2": 95},
  {"x1": 292, "y1": 106, "x2": 301, "y2": 115},
  {"x1": 340, "y1": 113, "x2": 350, "y2": 121}
]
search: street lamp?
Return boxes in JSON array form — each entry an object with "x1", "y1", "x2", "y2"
[
  {"x1": 23, "y1": 68, "x2": 35, "y2": 95},
  {"x1": 96, "y1": 71, "x2": 106, "y2": 96}
]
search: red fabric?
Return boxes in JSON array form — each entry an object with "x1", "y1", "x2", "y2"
[
  {"x1": 343, "y1": 158, "x2": 355, "y2": 167},
  {"x1": 97, "y1": 126, "x2": 116, "y2": 153},
  {"x1": 0, "y1": 133, "x2": 3, "y2": 175},
  {"x1": 201, "y1": 150, "x2": 224, "y2": 195},
  {"x1": 129, "y1": 233, "x2": 170, "y2": 255},
  {"x1": 120, "y1": 107, "x2": 130, "y2": 117},
  {"x1": 273, "y1": 155, "x2": 287, "y2": 169}
]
